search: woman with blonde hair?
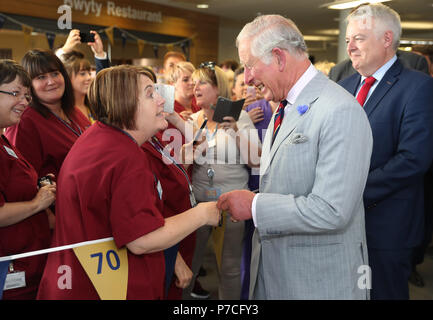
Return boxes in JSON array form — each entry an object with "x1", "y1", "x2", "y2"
[{"x1": 179, "y1": 62, "x2": 261, "y2": 300}]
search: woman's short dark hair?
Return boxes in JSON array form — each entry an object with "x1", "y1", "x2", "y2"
[
  {"x1": 21, "y1": 49, "x2": 75, "y2": 118},
  {"x1": 88, "y1": 65, "x2": 155, "y2": 130},
  {"x1": 0, "y1": 59, "x2": 31, "y2": 88}
]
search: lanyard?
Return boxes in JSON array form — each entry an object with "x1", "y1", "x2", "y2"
[
  {"x1": 99, "y1": 121, "x2": 138, "y2": 145},
  {"x1": 150, "y1": 136, "x2": 197, "y2": 207},
  {"x1": 49, "y1": 110, "x2": 83, "y2": 137},
  {"x1": 205, "y1": 122, "x2": 218, "y2": 141}
]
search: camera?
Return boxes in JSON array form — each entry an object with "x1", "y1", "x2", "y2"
[
  {"x1": 38, "y1": 175, "x2": 53, "y2": 188},
  {"x1": 79, "y1": 32, "x2": 95, "y2": 43}
]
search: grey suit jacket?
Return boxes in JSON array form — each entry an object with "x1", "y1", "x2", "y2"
[{"x1": 250, "y1": 71, "x2": 373, "y2": 299}]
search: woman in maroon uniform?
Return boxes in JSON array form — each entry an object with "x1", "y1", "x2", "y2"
[
  {"x1": 5, "y1": 49, "x2": 90, "y2": 180},
  {"x1": 37, "y1": 65, "x2": 220, "y2": 300},
  {"x1": 0, "y1": 60, "x2": 56, "y2": 299}
]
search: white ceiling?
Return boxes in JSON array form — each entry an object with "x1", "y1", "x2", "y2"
[{"x1": 140, "y1": 0, "x2": 433, "y2": 40}]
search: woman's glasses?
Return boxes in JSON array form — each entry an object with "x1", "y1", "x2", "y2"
[{"x1": 0, "y1": 90, "x2": 32, "y2": 103}]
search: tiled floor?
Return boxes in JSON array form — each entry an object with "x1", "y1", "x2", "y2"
[{"x1": 194, "y1": 240, "x2": 433, "y2": 300}]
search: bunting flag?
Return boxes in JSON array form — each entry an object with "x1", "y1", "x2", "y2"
[
  {"x1": 45, "y1": 32, "x2": 56, "y2": 50},
  {"x1": 22, "y1": 25, "x2": 33, "y2": 48},
  {"x1": 0, "y1": 15, "x2": 6, "y2": 30},
  {"x1": 73, "y1": 239, "x2": 128, "y2": 300},
  {"x1": 181, "y1": 40, "x2": 191, "y2": 61},
  {"x1": 211, "y1": 210, "x2": 227, "y2": 271},
  {"x1": 166, "y1": 44, "x2": 174, "y2": 51},
  {"x1": 0, "y1": 260, "x2": 10, "y2": 300},
  {"x1": 137, "y1": 39, "x2": 145, "y2": 56},
  {"x1": 105, "y1": 26, "x2": 114, "y2": 46},
  {"x1": 121, "y1": 32, "x2": 127, "y2": 48}
]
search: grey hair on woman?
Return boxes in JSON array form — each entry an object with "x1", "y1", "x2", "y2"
[{"x1": 236, "y1": 14, "x2": 308, "y2": 64}]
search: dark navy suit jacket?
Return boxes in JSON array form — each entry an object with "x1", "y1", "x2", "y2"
[{"x1": 339, "y1": 59, "x2": 433, "y2": 249}]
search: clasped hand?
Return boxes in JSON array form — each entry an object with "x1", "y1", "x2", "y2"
[{"x1": 216, "y1": 190, "x2": 255, "y2": 222}]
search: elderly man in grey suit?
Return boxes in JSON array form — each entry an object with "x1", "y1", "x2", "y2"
[{"x1": 217, "y1": 14, "x2": 373, "y2": 299}]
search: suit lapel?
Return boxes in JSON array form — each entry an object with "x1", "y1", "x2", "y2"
[
  {"x1": 363, "y1": 60, "x2": 402, "y2": 117},
  {"x1": 260, "y1": 72, "x2": 327, "y2": 177}
]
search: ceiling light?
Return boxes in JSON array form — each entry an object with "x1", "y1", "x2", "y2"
[
  {"x1": 321, "y1": 0, "x2": 391, "y2": 10},
  {"x1": 196, "y1": 4, "x2": 208, "y2": 9},
  {"x1": 401, "y1": 21, "x2": 433, "y2": 30}
]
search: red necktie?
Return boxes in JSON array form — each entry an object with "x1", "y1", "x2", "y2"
[
  {"x1": 272, "y1": 100, "x2": 287, "y2": 145},
  {"x1": 356, "y1": 76, "x2": 376, "y2": 107}
]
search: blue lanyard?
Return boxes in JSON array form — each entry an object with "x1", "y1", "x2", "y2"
[
  {"x1": 150, "y1": 136, "x2": 193, "y2": 188},
  {"x1": 49, "y1": 110, "x2": 83, "y2": 137},
  {"x1": 99, "y1": 120, "x2": 138, "y2": 145},
  {"x1": 205, "y1": 122, "x2": 218, "y2": 141}
]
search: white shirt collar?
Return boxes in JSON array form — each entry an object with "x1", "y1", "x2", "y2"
[
  {"x1": 361, "y1": 54, "x2": 397, "y2": 84},
  {"x1": 285, "y1": 63, "x2": 318, "y2": 105}
]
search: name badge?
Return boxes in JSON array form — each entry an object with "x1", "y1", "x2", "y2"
[
  {"x1": 3, "y1": 146, "x2": 18, "y2": 159},
  {"x1": 208, "y1": 139, "x2": 216, "y2": 149},
  {"x1": 189, "y1": 192, "x2": 197, "y2": 208},
  {"x1": 4, "y1": 271, "x2": 26, "y2": 291},
  {"x1": 205, "y1": 187, "x2": 221, "y2": 201}
]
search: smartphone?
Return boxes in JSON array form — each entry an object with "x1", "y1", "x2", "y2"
[
  {"x1": 80, "y1": 32, "x2": 95, "y2": 43},
  {"x1": 38, "y1": 175, "x2": 53, "y2": 188},
  {"x1": 193, "y1": 119, "x2": 208, "y2": 145},
  {"x1": 246, "y1": 86, "x2": 256, "y2": 98}
]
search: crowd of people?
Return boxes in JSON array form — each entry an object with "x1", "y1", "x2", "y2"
[{"x1": 1, "y1": 2, "x2": 433, "y2": 300}]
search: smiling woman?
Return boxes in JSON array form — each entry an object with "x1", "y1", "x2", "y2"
[
  {"x1": 4, "y1": 49, "x2": 91, "y2": 182},
  {"x1": 0, "y1": 59, "x2": 56, "y2": 300},
  {"x1": 36, "y1": 65, "x2": 221, "y2": 300}
]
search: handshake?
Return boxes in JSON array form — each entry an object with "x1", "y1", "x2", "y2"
[{"x1": 216, "y1": 190, "x2": 256, "y2": 222}]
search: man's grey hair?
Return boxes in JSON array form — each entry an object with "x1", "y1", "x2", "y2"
[
  {"x1": 236, "y1": 15, "x2": 308, "y2": 64},
  {"x1": 347, "y1": 3, "x2": 401, "y2": 51}
]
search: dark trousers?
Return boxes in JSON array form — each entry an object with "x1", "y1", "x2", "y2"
[
  {"x1": 412, "y1": 174, "x2": 433, "y2": 267},
  {"x1": 368, "y1": 248, "x2": 412, "y2": 300}
]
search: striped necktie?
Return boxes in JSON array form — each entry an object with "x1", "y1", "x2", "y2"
[{"x1": 272, "y1": 99, "x2": 288, "y2": 145}]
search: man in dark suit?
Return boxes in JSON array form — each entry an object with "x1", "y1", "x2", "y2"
[
  {"x1": 339, "y1": 3, "x2": 433, "y2": 300},
  {"x1": 330, "y1": 49, "x2": 429, "y2": 82}
]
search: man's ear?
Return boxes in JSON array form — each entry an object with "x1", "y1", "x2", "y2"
[
  {"x1": 272, "y1": 47, "x2": 286, "y2": 72},
  {"x1": 383, "y1": 30, "x2": 394, "y2": 49}
]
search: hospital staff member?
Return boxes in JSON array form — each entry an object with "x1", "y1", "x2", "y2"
[
  {"x1": 0, "y1": 59, "x2": 56, "y2": 299},
  {"x1": 37, "y1": 65, "x2": 220, "y2": 300}
]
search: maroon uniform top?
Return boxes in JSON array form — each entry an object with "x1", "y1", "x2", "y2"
[
  {"x1": 37, "y1": 122, "x2": 165, "y2": 300},
  {"x1": 142, "y1": 134, "x2": 196, "y2": 299},
  {"x1": 4, "y1": 106, "x2": 91, "y2": 179},
  {"x1": 0, "y1": 135, "x2": 50, "y2": 299}
]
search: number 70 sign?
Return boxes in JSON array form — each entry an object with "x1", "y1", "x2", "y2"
[{"x1": 73, "y1": 240, "x2": 128, "y2": 300}]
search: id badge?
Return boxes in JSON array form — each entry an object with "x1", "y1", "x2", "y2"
[
  {"x1": 189, "y1": 192, "x2": 197, "y2": 208},
  {"x1": 4, "y1": 271, "x2": 26, "y2": 291},
  {"x1": 205, "y1": 187, "x2": 221, "y2": 201},
  {"x1": 208, "y1": 138, "x2": 216, "y2": 149}
]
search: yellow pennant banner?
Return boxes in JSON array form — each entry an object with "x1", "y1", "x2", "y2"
[
  {"x1": 22, "y1": 25, "x2": 33, "y2": 48},
  {"x1": 105, "y1": 26, "x2": 114, "y2": 46},
  {"x1": 137, "y1": 39, "x2": 145, "y2": 56},
  {"x1": 211, "y1": 210, "x2": 226, "y2": 271},
  {"x1": 73, "y1": 240, "x2": 128, "y2": 300}
]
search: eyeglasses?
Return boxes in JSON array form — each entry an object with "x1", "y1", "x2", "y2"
[
  {"x1": 0, "y1": 90, "x2": 32, "y2": 103},
  {"x1": 199, "y1": 61, "x2": 216, "y2": 71}
]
